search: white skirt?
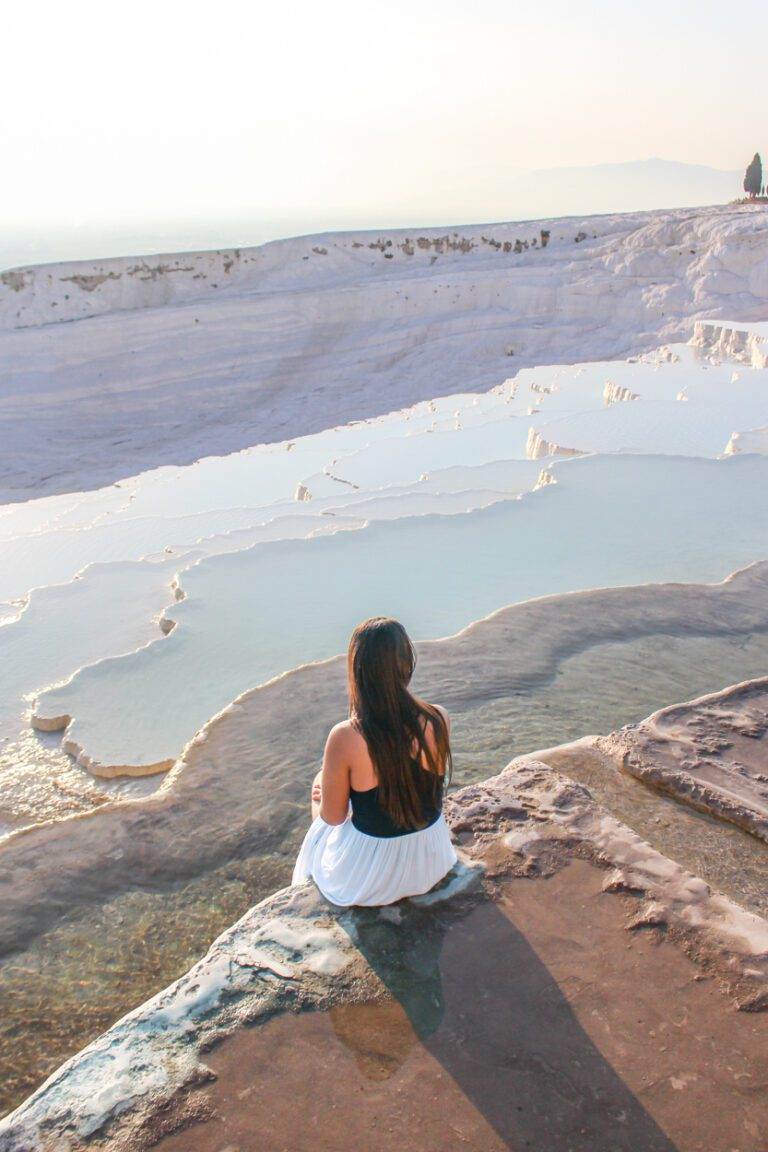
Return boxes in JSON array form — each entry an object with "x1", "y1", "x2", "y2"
[{"x1": 292, "y1": 812, "x2": 458, "y2": 908}]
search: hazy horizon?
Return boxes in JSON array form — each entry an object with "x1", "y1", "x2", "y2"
[
  {"x1": 3, "y1": 0, "x2": 766, "y2": 271},
  {"x1": 0, "y1": 156, "x2": 746, "y2": 272}
]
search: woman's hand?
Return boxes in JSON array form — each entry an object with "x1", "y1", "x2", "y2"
[{"x1": 311, "y1": 778, "x2": 322, "y2": 804}]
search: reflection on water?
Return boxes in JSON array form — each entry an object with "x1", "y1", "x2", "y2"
[
  {"x1": 2, "y1": 627, "x2": 768, "y2": 1116},
  {"x1": 341, "y1": 905, "x2": 448, "y2": 1041}
]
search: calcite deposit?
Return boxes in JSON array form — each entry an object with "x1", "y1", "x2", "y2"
[{"x1": 602, "y1": 678, "x2": 768, "y2": 841}]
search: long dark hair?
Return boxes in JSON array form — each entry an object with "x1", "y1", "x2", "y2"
[{"x1": 347, "y1": 617, "x2": 452, "y2": 830}]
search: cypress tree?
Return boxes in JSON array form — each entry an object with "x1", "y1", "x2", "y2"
[{"x1": 744, "y1": 153, "x2": 762, "y2": 198}]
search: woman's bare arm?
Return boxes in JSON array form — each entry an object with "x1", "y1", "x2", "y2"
[{"x1": 318, "y1": 723, "x2": 352, "y2": 825}]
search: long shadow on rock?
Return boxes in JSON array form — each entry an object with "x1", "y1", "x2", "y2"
[{"x1": 336, "y1": 868, "x2": 679, "y2": 1152}]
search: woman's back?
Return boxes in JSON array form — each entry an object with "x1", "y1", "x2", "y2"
[
  {"x1": 350, "y1": 753, "x2": 445, "y2": 839},
  {"x1": 292, "y1": 618, "x2": 457, "y2": 907},
  {"x1": 343, "y1": 706, "x2": 448, "y2": 789},
  {"x1": 339, "y1": 707, "x2": 448, "y2": 836}
]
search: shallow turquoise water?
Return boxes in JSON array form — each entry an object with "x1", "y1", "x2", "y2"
[{"x1": 40, "y1": 453, "x2": 768, "y2": 771}]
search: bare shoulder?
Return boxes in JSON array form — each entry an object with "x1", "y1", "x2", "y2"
[
  {"x1": 325, "y1": 719, "x2": 366, "y2": 753},
  {"x1": 426, "y1": 702, "x2": 451, "y2": 734}
]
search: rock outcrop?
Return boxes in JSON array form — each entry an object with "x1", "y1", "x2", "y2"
[
  {"x1": 724, "y1": 425, "x2": 768, "y2": 454},
  {"x1": 525, "y1": 427, "x2": 585, "y2": 460},
  {"x1": 693, "y1": 318, "x2": 768, "y2": 368},
  {"x1": 603, "y1": 380, "x2": 640, "y2": 405},
  {"x1": 602, "y1": 678, "x2": 768, "y2": 841},
  {"x1": 1, "y1": 757, "x2": 765, "y2": 1151}
]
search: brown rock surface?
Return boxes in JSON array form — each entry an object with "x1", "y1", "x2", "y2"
[
  {"x1": 603, "y1": 678, "x2": 768, "y2": 841},
  {"x1": 155, "y1": 860, "x2": 768, "y2": 1152},
  {"x1": 1, "y1": 760, "x2": 765, "y2": 1151}
]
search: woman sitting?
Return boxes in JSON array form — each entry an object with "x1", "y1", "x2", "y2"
[{"x1": 293, "y1": 616, "x2": 457, "y2": 907}]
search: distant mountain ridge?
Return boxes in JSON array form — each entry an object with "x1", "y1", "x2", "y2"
[
  {"x1": 494, "y1": 157, "x2": 741, "y2": 219},
  {"x1": 0, "y1": 159, "x2": 744, "y2": 273}
]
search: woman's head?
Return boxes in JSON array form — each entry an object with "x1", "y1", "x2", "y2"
[
  {"x1": 346, "y1": 617, "x2": 451, "y2": 829},
  {"x1": 347, "y1": 617, "x2": 415, "y2": 719}
]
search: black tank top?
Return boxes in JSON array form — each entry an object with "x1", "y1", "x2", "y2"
[{"x1": 350, "y1": 759, "x2": 444, "y2": 839}]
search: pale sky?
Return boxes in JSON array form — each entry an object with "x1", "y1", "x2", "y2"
[{"x1": 2, "y1": 0, "x2": 766, "y2": 247}]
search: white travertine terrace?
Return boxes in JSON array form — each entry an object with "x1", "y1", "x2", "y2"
[
  {"x1": 0, "y1": 321, "x2": 764, "y2": 783},
  {"x1": 3, "y1": 204, "x2": 768, "y2": 504},
  {"x1": 28, "y1": 452, "x2": 768, "y2": 775},
  {"x1": 0, "y1": 328, "x2": 764, "y2": 771}
]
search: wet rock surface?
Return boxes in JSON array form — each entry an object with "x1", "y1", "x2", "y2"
[
  {"x1": 154, "y1": 863, "x2": 767, "y2": 1152},
  {"x1": 3, "y1": 563, "x2": 768, "y2": 961},
  {"x1": 1, "y1": 759, "x2": 765, "y2": 1151},
  {"x1": 604, "y1": 678, "x2": 768, "y2": 841}
]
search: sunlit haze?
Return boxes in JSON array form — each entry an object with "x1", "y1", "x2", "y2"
[{"x1": 3, "y1": 0, "x2": 766, "y2": 265}]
